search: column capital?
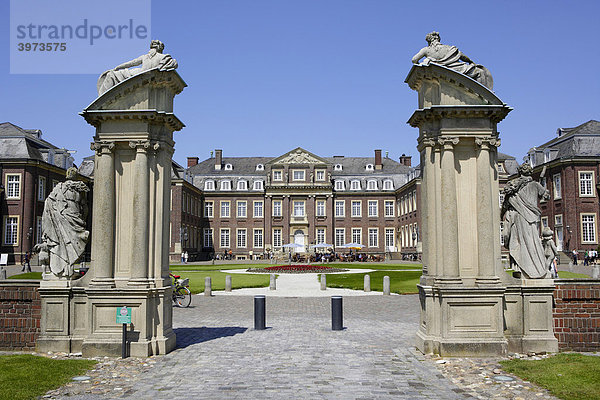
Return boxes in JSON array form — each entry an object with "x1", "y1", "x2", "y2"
[
  {"x1": 438, "y1": 137, "x2": 460, "y2": 149},
  {"x1": 475, "y1": 137, "x2": 501, "y2": 148},
  {"x1": 129, "y1": 140, "x2": 151, "y2": 152},
  {"x1": 91, "y1": 141, "x2": 115, "y2": 155}
]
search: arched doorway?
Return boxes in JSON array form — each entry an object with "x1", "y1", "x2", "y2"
[{"x1": 294, "y1": 230, "x2": 305, "y2": 253}]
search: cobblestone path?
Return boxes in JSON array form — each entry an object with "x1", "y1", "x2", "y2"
[{"x1": 118, "y1": 295, "x2": 466, "y2": 399}]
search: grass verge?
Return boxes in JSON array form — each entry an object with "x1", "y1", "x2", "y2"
[
  {"x1": 500, "y1": 353, "x2": 600, "y2": 400},
  {"x1": 557, "y1": 271, "x2": 590, "y2": 279},
  {"x1": 7, "y1": 272, "x2": 42, "y2": 280},
  {"x1": 178, "y1": 271, "x2": 271, "y2": 294},
  {"x1": 324, "y1": 270, "x2": 422, "y2": 294},
  {"x1": 171, "y1": 263, "x2": 422, "y2": 272},
  {"x1": 0, "y1": 354, "x2": 96, "y2": 400}
]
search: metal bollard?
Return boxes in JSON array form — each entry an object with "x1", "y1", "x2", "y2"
[
  {"x1": 254, "y1": 295, "x2": 266, "y2": 330},
  {"x1": 225, "y1": 275, "x2": 232, "y2": 292},
  {"x1": 364, "y1": 274, "x2": 371, "y2": 292},
  {"x1": 331, "y1": 296, "x2": 343, "y2": 330},
  {"x1": 204, "y1": 277, "x2": 212, "y2": 296},
  {"x1": 320, "y1": 274, "x2": 327, "y2": 290},
  {"x1": 270, "y1": 274, "x2": 276, "y2": 290},
  {"x1": 383, "y1": 276, "x2": 390, "y2": 295}
]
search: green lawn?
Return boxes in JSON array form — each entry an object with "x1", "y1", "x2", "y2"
[
  {"x1": 557, "y1": 271, "x2": 590, "y2": 279},
  {"x1": 179, "y1": 271, "x2": 271, "y2": 294},
  {"x1": 0, "y1": 354, "x2": 96, "y2": 400},
  {"x1": 324, "y1": 270, "x2": 422, "y2": 294},
  {"x1": 7, "y1": 272, "x2": 42, "y2": 280},
  {"x1": 500, "y1": 353, "x2": 600, "y2": 400},
  {"x1": 171, "y1": 263, "x2": 422, "y2": 272}
]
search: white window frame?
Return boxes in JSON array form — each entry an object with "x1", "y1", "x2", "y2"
[
  {"x1": 581, "y1": 213, "x2": 597, "y2": 244},
  {"x1": 273, "y1": 228, "x2": 282, "y2": 248},
  {"x1": 237, "y1": 201, "x2": 247, "y2": 218},
  {"x1": 555, "y1": 214, "x2": 563, "y2": 226},
  {"x1": 365, "y1": 164, "x2": 374, "y2": 171},
  {"x1": 335, "y1": 200, "x2": 345, "y2": 217},
  {"x1": 350, "y1": 180, "x2": 360, "y2": 191},
  {"x1": 3, "y1": 216, "x2": 19, "y2": 246},
  {"x1": 204, "y1": 201, "x2": 214, "y2": 218},
  {"x1": 204, "y1": 228, "x2": 213, "y2": 248},
  {"x1": 237, "y1": 180, "x2": 248, "y2": 191},
  {"x1": 237, "y1": 228, "x2": 247, "y2": 248},
  {"x1": 38, "y1": 176, "x2": 46, "y2": 201},
  {"x1": 220, "y1": 180, "x2": 231, "y2": 191},
  {"x1": 578, "y1": 171, "x2": 595, "y2": 197},
  {"x1": 334, "y1": 164, "x2": 343, "y2": 171},
  {"x1": 5, "y1": 174, "x2": 21, "y2": 199},
  {"x1": 553, "y1": 173, "x2": 562, "y2": 199},
  {"x1": 368, "y1": 228, "x2": 378, "y2": 247},
  {"x1": 367, "y1": 180, "x2": 377, "y2": 190},
  {"x1": 272, "y1": 200, "x2": 282, "y2": 217},
  {"x1": 36, "y1": 216, "x2": 43, "y2": 244},
  {"x1": 292, "y1": 170, "x2": 305, "y2": 181},
  {"x1": 385, "y1": 227, "x2": 395, "y2": 249},
  {"x1": 383, "y1": 180, "x2": 393, "y2": 190},
  {"x1": 220, "y1": 228, "x2": 230, "y2": 248},
  {"x1": 254, "y1": 201, "x2": 264, "y2": 218},
  {"x1": 316, "y1": 200, "x2": 326, "y2": 217},
  {"x1": 253, "y1": 180, "x2": 263, "y2": 191},
  {"x1": 351, "y1": 228, "x2": 362, "y2": 245},
  {"x1": 384, "y1": 200, "x2": 394, "y2": 217},
  {"x1": 541, "y1": 216, "x2": 549, "y2": 228},
  {"x1": 368, "y1": 200, "x2": 378, "y2": 217},
  {"x1": 335, "y1": 180, "x2": 345, "y2": 191},
  {"x1": 335, "y1": 228, "x2": 345, "y2": 247},
  {"x1": 220, "y1": 201, "x2": 230, "y2": 218},
  {"x1": 351, "y1": 200, "x2": 362, "y2": 217},
  {"x1": 253, "y1": 229, "x2": 263, "y2": 248},
  {"x1": 316, "y1": 228, "x2": 326, "y2": 244},
  {"x1": 315, "y1": 170, "x2": 325, "y2": 181},
  {"x1": 293, "y1": 201, "x2": 305, "y2": 217},
  {"x1": 204, "y1": 180, "x2": 215, "y2": 191}
]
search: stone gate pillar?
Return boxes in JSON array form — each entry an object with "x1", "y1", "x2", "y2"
[{"x1": 406, "y1": 63, "x2": 512, "y2": 356}]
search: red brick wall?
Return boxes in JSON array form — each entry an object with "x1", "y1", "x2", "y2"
[
  {"x1": 553, "y1": 280, "x2": 600, "y2": 351},
  {"x1": 0, "y1": 281, "x2": 41, "y2": 350}
]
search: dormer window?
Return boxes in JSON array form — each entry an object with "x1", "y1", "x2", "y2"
[
  {"x1": 204, "y1": 180, "x2": 215, "y2": 191},
  {"x1": 292, "y1": 170, "x2": 305, "y2": 181},
  {"x1": 335, "y1": 180, "x2": 345, "y2": 191},
  {"x1": 350, "y1": 180, "x2": 360, "y2": 190},
  {"x1": 367, "y1": 180, "x2": 377, "y2": 190},
  {"x1": 544, "y1": 149, "x2": 551, "y2": 163},
  {"x1": 237, "y1": 180, "x2": 247, "y2": 191},
  {"x1": 383, "y1": 180, "x2": 393, "y2": 190},
  {"x1": 334, "y1": 164, "x2": 343, "y2": 171},
  {"x1": 316, "y1": 170, "x2": 325, "y2": 181},
  {"x1": 365, "y1": 164, "x2": 374, "y2": 171},
  {"x1": 220, "y1": 180, "x2": 231, "y2": 191},
  {"x1": 273, "y1": 170, "x2": 283, "y2": 181},
  {"x1": 253, "y1": 180, "x2": 264, "y2": 190},
  {"x1": 498, "y1": 163, "x2": 505, "y2": 173},
  {"x1": 224, "y1": 163, "x2": 233, "y2": 171},
  {"x1": 256, "y1": 164, "x2": 264, "y2": 171}
]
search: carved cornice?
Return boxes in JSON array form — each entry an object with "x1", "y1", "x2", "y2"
[
  {"x1": 407, "y1": 105, "x2": 512, "y2": 128},
  {"x1": 90, "y1": 141, "x2": 115, "y2": 155},
  {"x1": 80, "y1": 110, "x2": 185, "y2": 131}
]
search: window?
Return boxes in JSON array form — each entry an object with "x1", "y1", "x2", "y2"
[
  {"x1": 334, "y1": 164, "x2": 343, "y2": 171},
  {"x1": 581, "y1": 214, "x2": 597, "y2": 243},
  {"x1": 350, "y1": 180, "x2": 360, "y2": 190},
  {"x1": 256, "y1": 164, "x2": 264, "y2": 171},
  {"x1": 335, "y1": 228, "x2": 345, "y2": 247},
  {"x1": 335, "y1": 180, "x2": 345, "y2": 191},
  {"x1": 220, "y1": 229, "x2": 230, "y2": 248},
  {"x1": 253, "y1": 229, "x2": 263, "y2": 248},
  {"x1": 316, "y1": 228, "x2": 325, "y2": 244},
  {"x1": 237, "y1": 229, "x2": 247, "y2": 248},
  {"x1": 224, "y1": 163, "x2": 233, "y2": 171},
  {"x1": 204, "y1": 180, "x2": 215, "y2": 191},
  {"x1": 204, "y1": 228, "x2": 213, "y2": 247},
  {"x1": 293, "y1": 201, "x2": 305, "y2": 217},
  {"x1": 553, "y1": 174, "x2": 561, "y2": 199},
  {"x1": 541, "y1": 216, "x2": 548, "y2": 228},
  {"x1": 352, "y1": 228, "x2": 362, "y2": 244},
  {"x1": 368, "y1": 228, "x2": 378, "y2": 247},
  {"x1": 368, "y1": 200, "x2": 378, "y2": 217},
  {"x1": 316, "y1": 200, "x2": 325, "y2": 217},
  {"x1": 6, "y1": 174, "x2": 21, "y2": 199},
  {"x1": 220, "y1": 201, "x2": 230, "y2": 218},
  {"x1": 579, "y1": 171, "x2": 594, "y2": 197},
  {"x1": 273, "y1": 170, "x2": 283, "y2": 181},
  {"x1": 499, "y1": 193, "x2": 505, "y2": 208},
  {"x1": 254, "y1": 201, "x2": 264, "y2": 218},
  {"x1": 367, "y1": 180, "x2": 377, "y2": 190},
  {"x1": 385, "y1": 228, "x2": 395, "y2": 249},
  {"x1": 237, "y1": 201, "x2": 247, "y2": 218},
  {"x1": 38, "y1": 176, "x2": 46, "y2": 201},
  {"x1": 335, "y1": 200, "x2": 345, "y2": 217},
  {"x1": 316, "y1": 170, "x2": 325, "y2": 181},
  {"x1": 383, "y1": 180, "x2": 393, "y2": 190},
  {"x1": 273, "y1": 200, "x2": 282, "y2": 217},
  {"x1": 498, "y1": 163, "x2": 505, "y2": 173},
  {"x1": 293, "y1": 170, "x2": 305, "y2": 181},
  {"x1": 413, "y1": 191, "x2": 417, "y2": 210},
  {"x1": 204, "y1": 201, "x2": 214, "y2": 217},
  {"x1": 555, "y1": 214, "x2": 563, "y2": 226},
  {"x1": 253, "y1": 180, "x2": 263, "y2": 191},
  {"x1": 237, "y1": 180, "x2": 248, "y2": 191},
  {"x1": 365, "y1": 164, "x2": 374, "y2": 171},
  {"x1": 351, "y1": 201, "x2": 361, "y2": 217},
  {"x1": 273, "y1": 228, "x2": 282, "y2": 247},
  {"x1": 36, "y1": 216, "x2": 43, "y2": 244},
  {"x1": 220, "y1": 180, "x2": 231, "y2": 191},
  {"x1": 4, "y1": 216, "x2": 18, "y2": 245},
  {"x1": 500, "y1": 222, "x2": 505, "y2": 246},
  {"x1": 384, "y1": 200, "x2": 394, "y2": 217},
  {"x1": 408, "y1": 193, "x2": 413, "y2": 213}
]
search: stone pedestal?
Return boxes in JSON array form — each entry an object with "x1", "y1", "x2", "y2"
[
  {"x1": 37, "y1": 68, "x2": 186, "y2": 357},
  {"x1": 407, "y1": 63, "x2": 512, "y2": 356}
]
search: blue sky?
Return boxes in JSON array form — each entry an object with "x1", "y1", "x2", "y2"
[{"x1": 2, "y1": 0, "x2": 599, "y2": 167}]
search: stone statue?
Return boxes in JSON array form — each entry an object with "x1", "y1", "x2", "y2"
[
  {"x1": 412, "y1": 31, "x2": 493, "y2": 89},
  {"x1": 35, "y1": 167, "x2": 89, "y2": 278},
  {"x1": 501, "y1": 163, "x2": 550, "y2": 279},
  {"x1": 97, "y1": 40, "x2": 178, "y2": 95},
  {"x1": 542, "y1": 227, "x2": 559, "y2": 278}
]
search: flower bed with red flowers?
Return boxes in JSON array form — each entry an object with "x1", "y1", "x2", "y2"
[{"x1": 246, "y1": 265, "x2": 348, "y2": 274}]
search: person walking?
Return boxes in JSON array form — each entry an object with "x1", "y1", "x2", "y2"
[
  {"x1": 572, "y1": 249, "x2": 578, "y2": 265},
  {"x1": 184, "y1": 251, "x2": 189, "y2": 264},
  {"x1": 22, "y1": 251, "x2": 31, "y2": 273}
]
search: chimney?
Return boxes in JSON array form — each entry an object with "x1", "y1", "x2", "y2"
[
  {"x1": 400, "y1": 154, "x2": 412, "y2": 167},
  {"x1": 187, "y1": 157, "x2": 199, "y2": 168},
  {"x1": 215, "y1": 149, "x2": 222, "y2": 170},
  {"x1": 374, "y1": 149, "x2": 382, "y2": 170}
]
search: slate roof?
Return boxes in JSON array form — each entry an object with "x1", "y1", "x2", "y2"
[
  {"x1": 0, "y1": 122, "x2": 58, "y2": 161},
  {"x1": 188, "y1": 157, "x2": 274, "y2": 176},
  {"x1": 537, "y1": 120, "x2": 600, "y2": 159}
]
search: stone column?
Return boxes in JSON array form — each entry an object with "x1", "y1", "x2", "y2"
[
  {"x1": 129, "y1": 140, "x2": 150, "y2": 284},
  {"x1": 90, "y1": 141, "x2": 115, "y2": 286},
  {"x1": 418, "y1": 138, "x2": 437, "y2": 277},
  {"x1": 438, "y1": 137, "x2": 460, "y2": 282}
]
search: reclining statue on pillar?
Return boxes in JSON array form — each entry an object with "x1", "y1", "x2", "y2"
[
  {"x1": 34, "y1": 167, "x2": 89, "y2": 279},
  {"x1": 412, "y1": 31, "x2": 494, "y2": 90},
  {"x1": 97, "y1": 39, "x2": 178, "y2": 95},
  {"x1": 501, "y1": 163, "x2": 550, "y2": 279}
]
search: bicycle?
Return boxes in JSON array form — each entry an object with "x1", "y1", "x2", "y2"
[{"x1": 170, "y1": 273, "x2": 192, "y2": 308}]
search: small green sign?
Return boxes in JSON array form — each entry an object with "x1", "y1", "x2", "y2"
[{"x1": 116, "y1": 306, "x2": 132, "y2": 324}]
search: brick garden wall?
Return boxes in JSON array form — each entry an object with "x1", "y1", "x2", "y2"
[
  {"x1": 553, "y1": 280, "x2": 600, "y2": 351},
  {"x1": 0, "y1": 281, "x2": 41, "y2": 350}
]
